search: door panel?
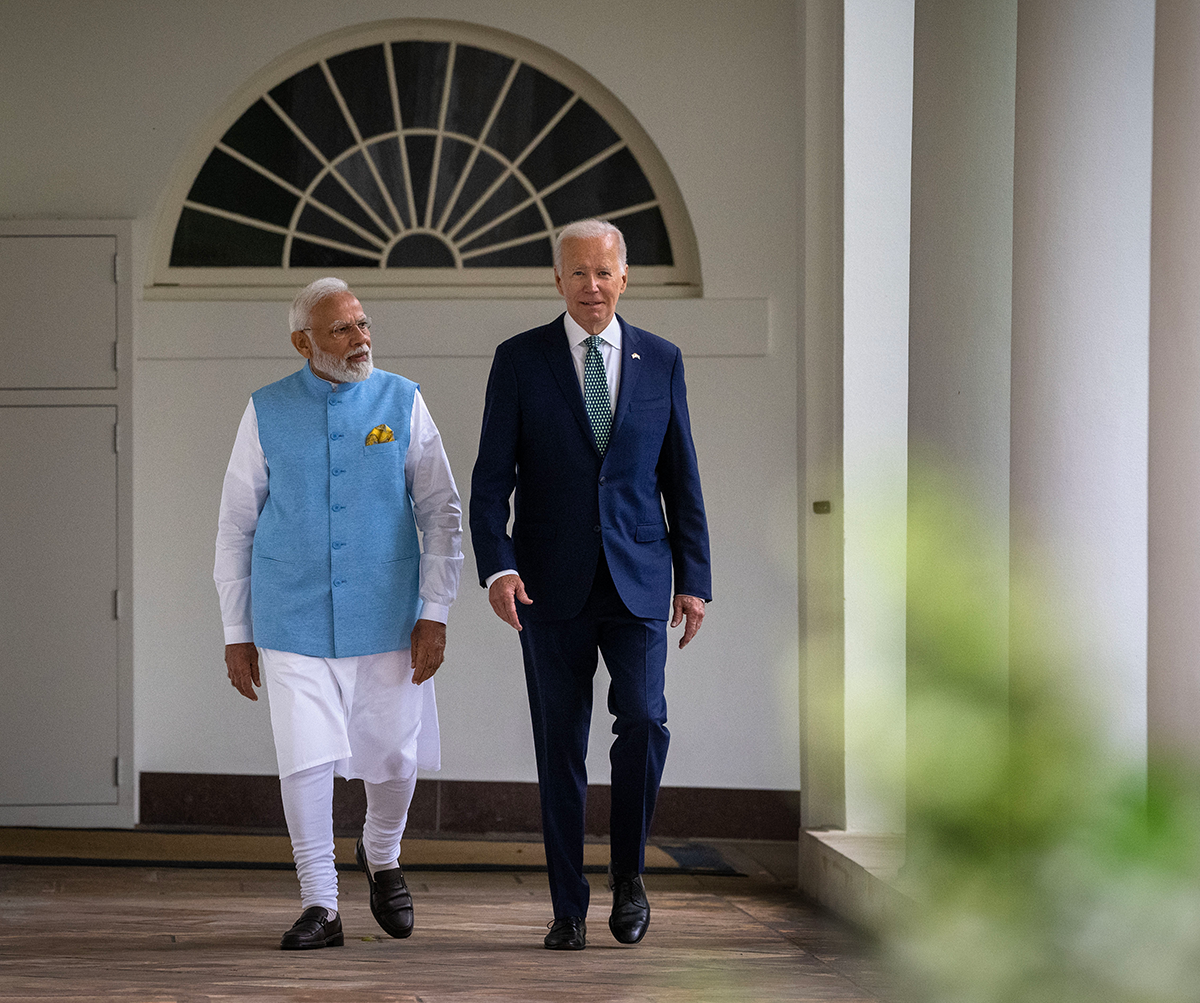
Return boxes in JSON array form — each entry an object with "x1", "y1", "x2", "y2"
[
  {"x1": 0, "y1": 236, "x2": 118, "y2": 389},
  {"x1": 0, "y1": 406, "x2": 119, "y2": 805}
]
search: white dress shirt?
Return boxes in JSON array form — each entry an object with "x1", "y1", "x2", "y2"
[
  {"x1": 214, "y1": 382, "x2": 464, "y2": 645},
  {"x1": 564, "y1": 312, "x2": 621, "y2": 416}
]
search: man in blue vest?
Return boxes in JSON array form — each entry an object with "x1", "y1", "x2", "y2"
[
  {"x1": 215, "y1": 278, "x2": 463, "y2": 950},
  {"x1": 470, "y1": 220, "x2": 712, "y2": 950}
]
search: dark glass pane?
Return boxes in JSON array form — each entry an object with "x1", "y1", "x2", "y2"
[
  {"x1": 485, "y1": 64, "x2": 572, "y2": 163},
  {"x1": 296, "y1": 204, "x2": 381, "y2": 252},
  {"x1": 542, "y1": 147, "x2": 656, "y2": 225},
  {"x1": 187, "y1": 148, "x2": 298, "y2": 227},
  {"x1": 366, "y1": 138, "x2": 412, "y2": 229},
  {"x1": 386, "y1": 233, "x2": 457, "y2": 267},
  {"x1": 290, "y1": 236, "x2": 379, "y2": 268},
  {"x1": 464, "y1": 236, "x2": 553, "y2": 267},
  {"x1": 443, "y1": 152, "x2": 506, "y2": 232},
  {"x1": 616, "y1": 206, "x2": 673, "y2": 266},
  {"x1": 221, "y1": 100, "x2": 323, "y2": 190},
  {"x1": 444, "y1": 45, "x2": 512, "y2": 140},
  {"x1": 326, "y1": 45, "x2": 395, "y2": 140},
  {"x1": 170, "y1": 207, "x2": 285, "y2": 266},
  {"x1": 460, "y1": 203, "x2": 546, "y2": 252},
  {"x1": 175, "y1": 35, "x2": 681, "y2": 275},
  {"x1": 455, "y1": 174, "x2": 529, "y2": 238},
  {"x1": 520, "y1": 100, "x2": 620, "y2": 191},
  {"x1": 335, "y1": 152, "x2": 401, "y2": 231},
  {"x1": 269, "y1": 64, "x2": 356, "y2": 161},
  {"x1": 311, "y1": 173, "x2": 389, "y2": 241},
  {"x1": 404, "y1": 135, "x2": 437, "y2": 222},
  {"x1": 392, "y1": 41, "x2": 449, "y2": 130},
  {"x1": 428, "y1": 138, "x2": 478, "y2": 229}
]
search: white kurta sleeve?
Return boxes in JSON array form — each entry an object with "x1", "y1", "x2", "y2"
[
  {"x1": 213, "y1": 398, "x2": 268, "y2": 644},
  {"x1": 405, "y1": 389, "x2": 464, "y2": 624}
]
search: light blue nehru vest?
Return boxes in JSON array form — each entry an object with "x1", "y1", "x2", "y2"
[{"x1": 250, "y1": 364, "x2": 421, "y2": 658}]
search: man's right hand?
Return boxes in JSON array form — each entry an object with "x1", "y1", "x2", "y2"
[
  {"x1": 225, "y1": 642, "x2": 261, "y2": 701},
  {"x1": 488, "y1": 574, "x2": 532, "y2": 631}
]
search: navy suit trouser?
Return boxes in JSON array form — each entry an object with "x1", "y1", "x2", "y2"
[{"x1": 518, "y1": 551, "x2": 670, "y2": 920}]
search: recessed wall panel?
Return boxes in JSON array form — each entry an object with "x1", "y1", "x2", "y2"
[{"x1": 0, "y1": 236, "x2": 117, "y2": 389}]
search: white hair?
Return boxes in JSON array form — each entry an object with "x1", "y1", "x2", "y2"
[
  {"x1": 289, "y1": 277, "x2": 350, "y2": 334},
  {"x1": 553, "y1": 219, "x2": 627, "y2": 273}
]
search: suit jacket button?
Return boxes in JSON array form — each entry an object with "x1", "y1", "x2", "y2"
[{"x1": 593, "y1": 525, "x2": 601, "y2": 533}]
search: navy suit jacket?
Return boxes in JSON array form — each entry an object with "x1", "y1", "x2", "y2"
[{"x1": 470, "y1": 313, "x2": 711, "y2": 622}]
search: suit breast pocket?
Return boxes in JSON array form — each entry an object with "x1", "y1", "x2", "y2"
[
  {"x1": 363, "y1": 440, "x2": 402, "y2": 460},
  {"x1": 620, "y1": 397, "x2": 670, "y2": 449}
]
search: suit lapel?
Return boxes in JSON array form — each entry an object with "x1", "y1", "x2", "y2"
[
  {"x1": 541, "y1": 315, "x2": 594, "y2": 446},
  {"x1": 610, "y1": 316, "x2": 642, "y2": 444}
]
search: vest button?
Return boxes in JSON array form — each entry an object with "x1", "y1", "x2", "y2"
[{"x1": 594, "y1": 525, "x2": 601, "y2": 533}]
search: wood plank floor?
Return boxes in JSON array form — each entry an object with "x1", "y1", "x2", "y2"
[{"x1": 0, "y1": 847, "x2": 898, "y2": 1002}]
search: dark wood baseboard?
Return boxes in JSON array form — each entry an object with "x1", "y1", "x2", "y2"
[{"x1": 138, "y1": 773, "x2": 800, "y2": 841}]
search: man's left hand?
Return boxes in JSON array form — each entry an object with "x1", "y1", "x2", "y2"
[
  {"x1": 671, "y1": 595, "x2": 706, "y2": 649},
  {"x1": 410, "y1": 619, "x2": 446, "y2": 684}
]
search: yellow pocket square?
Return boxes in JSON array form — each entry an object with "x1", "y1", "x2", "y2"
[{"x1": 365, "y1": 424, "x2": 394, "y2": 445}]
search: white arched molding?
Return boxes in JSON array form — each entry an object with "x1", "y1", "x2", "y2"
[{"x1": 147, "y1": 19, "x2": 701, "y2": 299}]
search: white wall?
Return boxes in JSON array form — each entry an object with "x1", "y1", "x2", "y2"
[
  {"x1": 800, "y1": 0, "x2": 847, "y2": 830},
  {"x1": 0, "y1": 1, "x2": 802, "y2": 790}
]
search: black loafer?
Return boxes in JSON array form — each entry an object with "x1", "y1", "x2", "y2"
[
  {"x1": 608, "y1": 871, "x2": 650, "y2": 944},
  {"x1": 544, "y1": 915, "x2": 587, "y2": 950},
  {"x1": 280, "y1": 906, "x2": 343, "y2": 950},
  {"x1": 356, "y1": 836, "x2": 414, "y2": 939}
]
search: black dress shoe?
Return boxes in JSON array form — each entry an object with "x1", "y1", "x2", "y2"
[
  {"x1": 608, "y1": 871, "x2": 650, "y2": 944},
  {"x1": 280, "y1": 906, "x2": 343, "y2": 950},
  {"x1": 544, "y1": 915, "x2": 587, "y2": 950},
  {"x1": 356, "y1": 837, "x2": 414, "y2": 938}
]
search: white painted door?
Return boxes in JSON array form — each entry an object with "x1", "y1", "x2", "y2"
[
  {"x1": 0, "y1": 234, "x2": 123, "y2": 808},
  {"x1": 0, "y1": 407, "x2": 120, "y2": 804}
]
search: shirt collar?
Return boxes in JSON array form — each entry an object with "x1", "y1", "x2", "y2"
[{"x1": 564, "y1": 311, "x2": 622, "y2": 350}]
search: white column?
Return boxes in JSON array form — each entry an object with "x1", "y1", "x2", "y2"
[
  {"x1": 908, "y1": 0, "x2": 1017, "y2": 824},
  {"x1": 909, "y1": 0, "x2": 1016, "y2": 518},
  {"x1": 1149, "y1": 0, "x2": 1200, "y2": 764},
  {"x1": 1010, "y1": 0, "x2": 1153, "y2": 767},
  {"x1": 842, "y1": 0, "x2": 914, "y2": 833}
]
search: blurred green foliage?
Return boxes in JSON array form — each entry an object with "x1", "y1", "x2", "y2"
[{"x1": 890, "y1": 466, "x2": 1200, "y2": 1003}]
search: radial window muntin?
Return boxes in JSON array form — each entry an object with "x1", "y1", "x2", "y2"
[{"x1": 151, "y1": 20, "x2": 701, "y2": 297}]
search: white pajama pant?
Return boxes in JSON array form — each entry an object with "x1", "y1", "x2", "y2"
[{"x1": 260, "y1": 647, "x2": 440, "y2": 912}]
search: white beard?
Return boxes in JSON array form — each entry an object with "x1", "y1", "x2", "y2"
[{"x1": 310, "y1": 341, "x2": 373, "y2": 383}]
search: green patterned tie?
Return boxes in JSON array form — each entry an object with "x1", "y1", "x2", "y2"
[{"x1": 583, "y1": 335, "x2": 611, "y2": 454}]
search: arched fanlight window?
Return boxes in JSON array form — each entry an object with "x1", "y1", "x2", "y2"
[{"x1": 150, "y1": 20, "x2": 700, "y2": 296}]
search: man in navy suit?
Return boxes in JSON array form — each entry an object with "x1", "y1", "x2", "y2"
[{"x1": 470, "y1": 219, "x2": 711, "y2": 950}]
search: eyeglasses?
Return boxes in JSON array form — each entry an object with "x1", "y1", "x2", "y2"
[{"x1": 305, "y1": 317, "x2": 372, "y2": 339}]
